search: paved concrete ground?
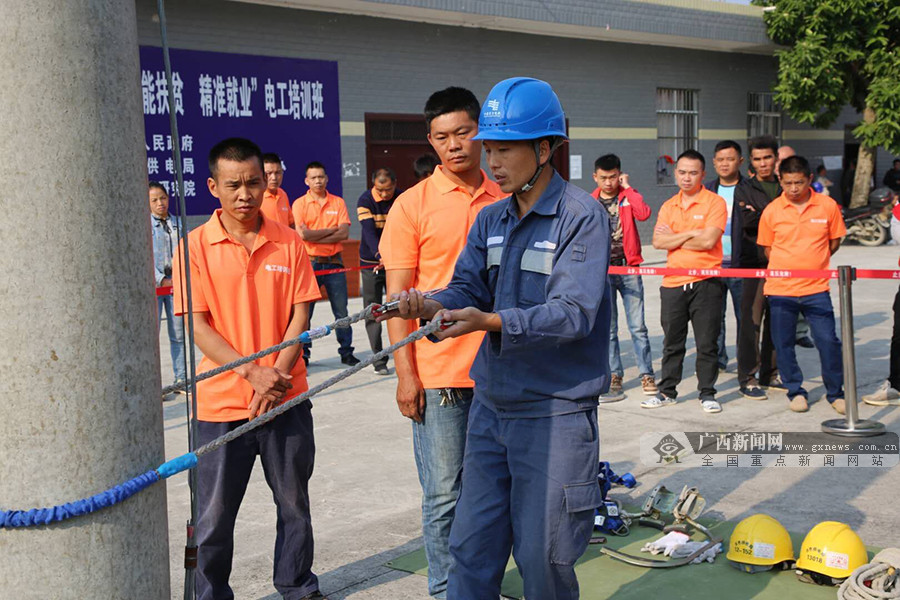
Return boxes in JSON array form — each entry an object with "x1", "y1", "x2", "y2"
[{"x1": 159, "y1": 244, "x2": 900, "y2": 599}]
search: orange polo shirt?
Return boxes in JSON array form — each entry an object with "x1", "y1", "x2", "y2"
[
  {"x1": 292, "y1": 191, "x2": 351, "y2": 258},
  {"x1": 757, "y1": 190, "x2": 846, "y2": 297},
  {"x1": 379, "y1": 166, "x2": 503, "y2": 389},
  {"x1": 172, "y1": 210, "x2": 321, "y2": 422},
  {"x1": 656, "y1": 187, "x2": 728, "y2": 288},
  {"x1": 260, "y1": 187, "x2": 293, "y2": 228}
]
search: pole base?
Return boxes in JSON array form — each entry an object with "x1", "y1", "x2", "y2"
[{"x1": 821, "y1": 418, "x2": 886, "y2": 437}]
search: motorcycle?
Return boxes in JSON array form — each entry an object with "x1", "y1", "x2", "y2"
[{"x1": 842, "y1": 187, "x2": 894, "y2": 247}]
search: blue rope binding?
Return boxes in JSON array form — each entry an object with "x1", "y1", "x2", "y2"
[{"x1": 1, "y1": 453, "x2": 197, "y2": 528}]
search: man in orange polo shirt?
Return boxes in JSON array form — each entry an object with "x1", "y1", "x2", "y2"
[
  {"x1": 646, "y1": 149, "x2": 728, "y2": 413},
  {"x1": 757, "y1": 155, "x2": 847, "y2": 414},
  {"x1": 292, "y1": 161, "x2": 359, "y2": 366},
  {"x1": 261, "y1": 152, "x2": 294, "y2": 228},
  {"x1": 379, "y1": 86, "x2": 503, "y2": 599},
  {"x1": 172, "y1": 138, "x2": 325, "y2": 600}
]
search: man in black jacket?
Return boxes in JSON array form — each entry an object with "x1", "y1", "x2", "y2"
[
  {"x1": 735, "y1": 136, "x2": 783, "y2": 398},
  {"x1": 705, "y1": 141, "x2": 744, "y2": 374}
]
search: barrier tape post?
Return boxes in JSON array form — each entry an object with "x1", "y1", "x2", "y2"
[{"x1": 822, "y1": 265, "x2": 885, "y2": 438}]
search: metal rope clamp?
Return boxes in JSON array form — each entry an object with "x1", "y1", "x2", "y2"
[{"x1": 599, "y1": 485, "x2": 723, "y2": 568}]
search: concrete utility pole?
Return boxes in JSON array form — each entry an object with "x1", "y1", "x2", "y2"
[{"x1": 0, "y1": 2, "x2": 171, "y2": 598}]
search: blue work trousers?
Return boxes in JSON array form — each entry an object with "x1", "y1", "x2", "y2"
[
  {"x1": 717, "y1": 277, "x2": 743, "y2": 369},
  {"x1": 158, "y1": 294, "x2": 186, "y2": 383},
  {"x1": 608, "y1": 274, "x2": 654, "y2": 377},
  {"x1": 303, "y1": 259, "x2": 354, "y2": 361},
  {"x1": 412, "y1": 388, "x2": 472, "y2": 598},
  {"x1": 769, "y1": 292, "x2": 844, "y2": 402},
  {"x1": 448, "y1": 398, "x2": 601, "y2": 600},
  {"x1": 195, "y1": 404, "x2": 318, "y2": 600}
]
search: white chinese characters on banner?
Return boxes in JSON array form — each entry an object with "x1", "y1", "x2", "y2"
[
  {"x1": 146, "y1": 135, "x2": 197, "y2": 198},
  {"x1": 264, "y1": 78, "x2": 325, "y2": 120},
  {"x1": 141, "y1": 70, "x2": 184, "y2": 116}
]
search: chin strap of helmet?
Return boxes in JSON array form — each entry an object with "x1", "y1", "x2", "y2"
[{"x1": 519, "y1": 137, "x2": 564, "y2": 193}]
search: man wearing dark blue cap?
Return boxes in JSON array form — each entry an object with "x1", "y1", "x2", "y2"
[{"x1": 381, "y1": 77, "x2": 611, "y2": 600}]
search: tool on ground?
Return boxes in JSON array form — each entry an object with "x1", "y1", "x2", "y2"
[
  {"x1": 726, "y1": 514, "x2": 795, "y2": 573},
  {"x1": 599, "y1": 485, "x2": 723, "y2": 568},
  {"x1": 593, "y1": 462, "x2": 637, "y2": 537},
  {"x1": 796, "y1": 521, "x2": 868, "y2": 586},
  {"x1": 837, "y1": 548, "x2": 900, "y2": 600}
]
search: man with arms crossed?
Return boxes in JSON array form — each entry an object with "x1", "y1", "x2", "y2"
[{"x1": 645, "y1": 150, "x2": 727, "y2": 414}]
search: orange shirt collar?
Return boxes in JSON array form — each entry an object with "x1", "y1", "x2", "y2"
[
  {"x1": 206, "y1": 208, "x2": 284, "y2": 247},
  {"x1": 774, "y1": 189, "x2": 825, "y2": 213},
  {"x1": 263, "y1": 187, "x2": 285, "y2": 200},
  {"x1": 676, "y1": 186, "x2": 712, "y2": 209},
  {"x1": 302, "y1": 190, "x2": 333, "y2": 206},
  {"x1": 431, "y1": 165, "x2": 496, "y2": 199}
]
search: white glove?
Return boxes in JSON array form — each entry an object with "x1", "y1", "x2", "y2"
[
  {"x1": 667, "y1": 541, "x2": 722, "y2": 563},
  {"x1": 641, "y1": 531, "x2": 691, "y2": 555}
]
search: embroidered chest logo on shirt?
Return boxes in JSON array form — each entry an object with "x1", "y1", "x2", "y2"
[
  {"x1": 265, "y1": 264, "x2": 291, "y2": 274},
  {"x1": 809, "y1": 218, "x2": 828, "y2": 224},
  {"x1": 325, "y1": 210, "x2": 339, "y2": 215},
  {"x1": 693, "y1": 215, "x2": 705, "y2": 220}
]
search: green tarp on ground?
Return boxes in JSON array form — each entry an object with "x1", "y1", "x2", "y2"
[{"x1": 386, "y1": 517, "x2": 876, "y2": 599}]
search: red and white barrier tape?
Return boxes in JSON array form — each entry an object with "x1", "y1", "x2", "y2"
[
  {"x1": 156, "y1": 265, "x2": 900, "y2": 296},
  {"x1": 607, "y1": 266, "x2": 900, "y2": 280}
]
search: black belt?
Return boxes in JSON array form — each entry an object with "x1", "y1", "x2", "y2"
[{"x1": 610, "y1": 258, "x2": 626, "y2": 267}]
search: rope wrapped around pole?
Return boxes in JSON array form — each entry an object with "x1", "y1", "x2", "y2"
[{"x1": 1, "y1": 316, "x2": 445, "y2": 528}]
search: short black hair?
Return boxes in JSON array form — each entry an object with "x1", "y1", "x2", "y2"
[
  {"x1": 778, "y1": 155, "x2": 811, "y2": 177},
  {"x1": 894, "y1": 158, "x2": 900, "y2": 165},
  {"x1": 594, "y1": 154, "x2": 621, "y2": 172},
  {"x1": 208, "y1": 137, "x2": 263, "y2": 178},
  {"x1": 817, "y1": 165, "x2": 827, "y2": 174},
  {"x1": 305, "y1": 161, "x2": 326, "y2": 175},
  {"x1": 262, "y1": 152, "x2": 282, "y2": 165},
  {"x1": 424, "y1": 87, "x2": 480, "y2": 130},
  {"x1": 677, "y1": 149, "x2": 706, "y2": 170},
  {"x1": 414, "y1": 153, "x2": 440, "y2": 179},
  {"x1": 372, "y1": 167, "x2": 396, "y2": 183},
  {"x1": 714, "y1": 140, "x2": 742, "y2": 156},
  {"x1": 149, "y1": 181, "x2": 167, "y2": 194},
  {"x1": 748, "y1": 135, "x2": 779, "y2": 155}
]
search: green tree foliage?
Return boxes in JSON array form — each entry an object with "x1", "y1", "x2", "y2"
[{"x1": 754, "y1": 0, "x2": 900, "y2": 206}]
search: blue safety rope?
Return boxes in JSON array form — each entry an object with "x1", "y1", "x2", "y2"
[
  {"x1": 1, "y1": 453, "x2": 197, "y2": 528},
  {"x1": 0, "y1": 317, "x2": 442, "y2": 529}
]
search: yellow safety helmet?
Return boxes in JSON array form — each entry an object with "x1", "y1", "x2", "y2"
[
  {"x1": 795, "y1": 521, "x2": 868, "y2": 585},
  {"x1": 726, "y1": 514, "x2": 795, "y2": 573}
]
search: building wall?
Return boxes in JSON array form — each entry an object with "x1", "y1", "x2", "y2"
[{"x1": 136, "y1": 0, "x2": 894, "y2": 240}]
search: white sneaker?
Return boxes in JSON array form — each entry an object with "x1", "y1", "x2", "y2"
[
  {"x1": 701, "y1": 398, "x2": 722, "y2": 413},
  {"x1": 862, "y1": 380, "x2": 900, "y2": 406},
  {"x1": 641, "y1": 394, "x2": 677, "y2": 409}
]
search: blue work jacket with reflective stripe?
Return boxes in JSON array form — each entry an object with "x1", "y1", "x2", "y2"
[{"x1": 434, "y1": 171, "x2": 611, "y2": 417}]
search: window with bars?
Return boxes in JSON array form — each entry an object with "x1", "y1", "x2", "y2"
[
  {"x1": 656, "y1": 88, "x2": 699, "y2": 185},
  {"x1": 747, "y1": 92, "x2": 782, "y2": 142}
]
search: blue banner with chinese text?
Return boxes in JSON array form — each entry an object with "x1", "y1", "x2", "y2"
[{"x1": 139, "y1": 46, "x2": 341, "y2": 215}]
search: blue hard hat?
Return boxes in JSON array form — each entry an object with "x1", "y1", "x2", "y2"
[
  {"x1": 473, "y1": 77, "x2": 567, "y2": 141},
  {"x1": 812, "y1": 181, "x2": 825, "y2": 193}
]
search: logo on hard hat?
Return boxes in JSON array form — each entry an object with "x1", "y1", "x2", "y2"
[
  {"x1": 484, "y1": 99, "x2": 502, "y2": 118},
  {"x1": 653, "y1": 434, "x2": 685, "y2": 464}
]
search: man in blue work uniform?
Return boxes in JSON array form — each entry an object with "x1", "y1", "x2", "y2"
[{"x1": 383, "y1": 77, "x2": 611, "y2": 600}]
